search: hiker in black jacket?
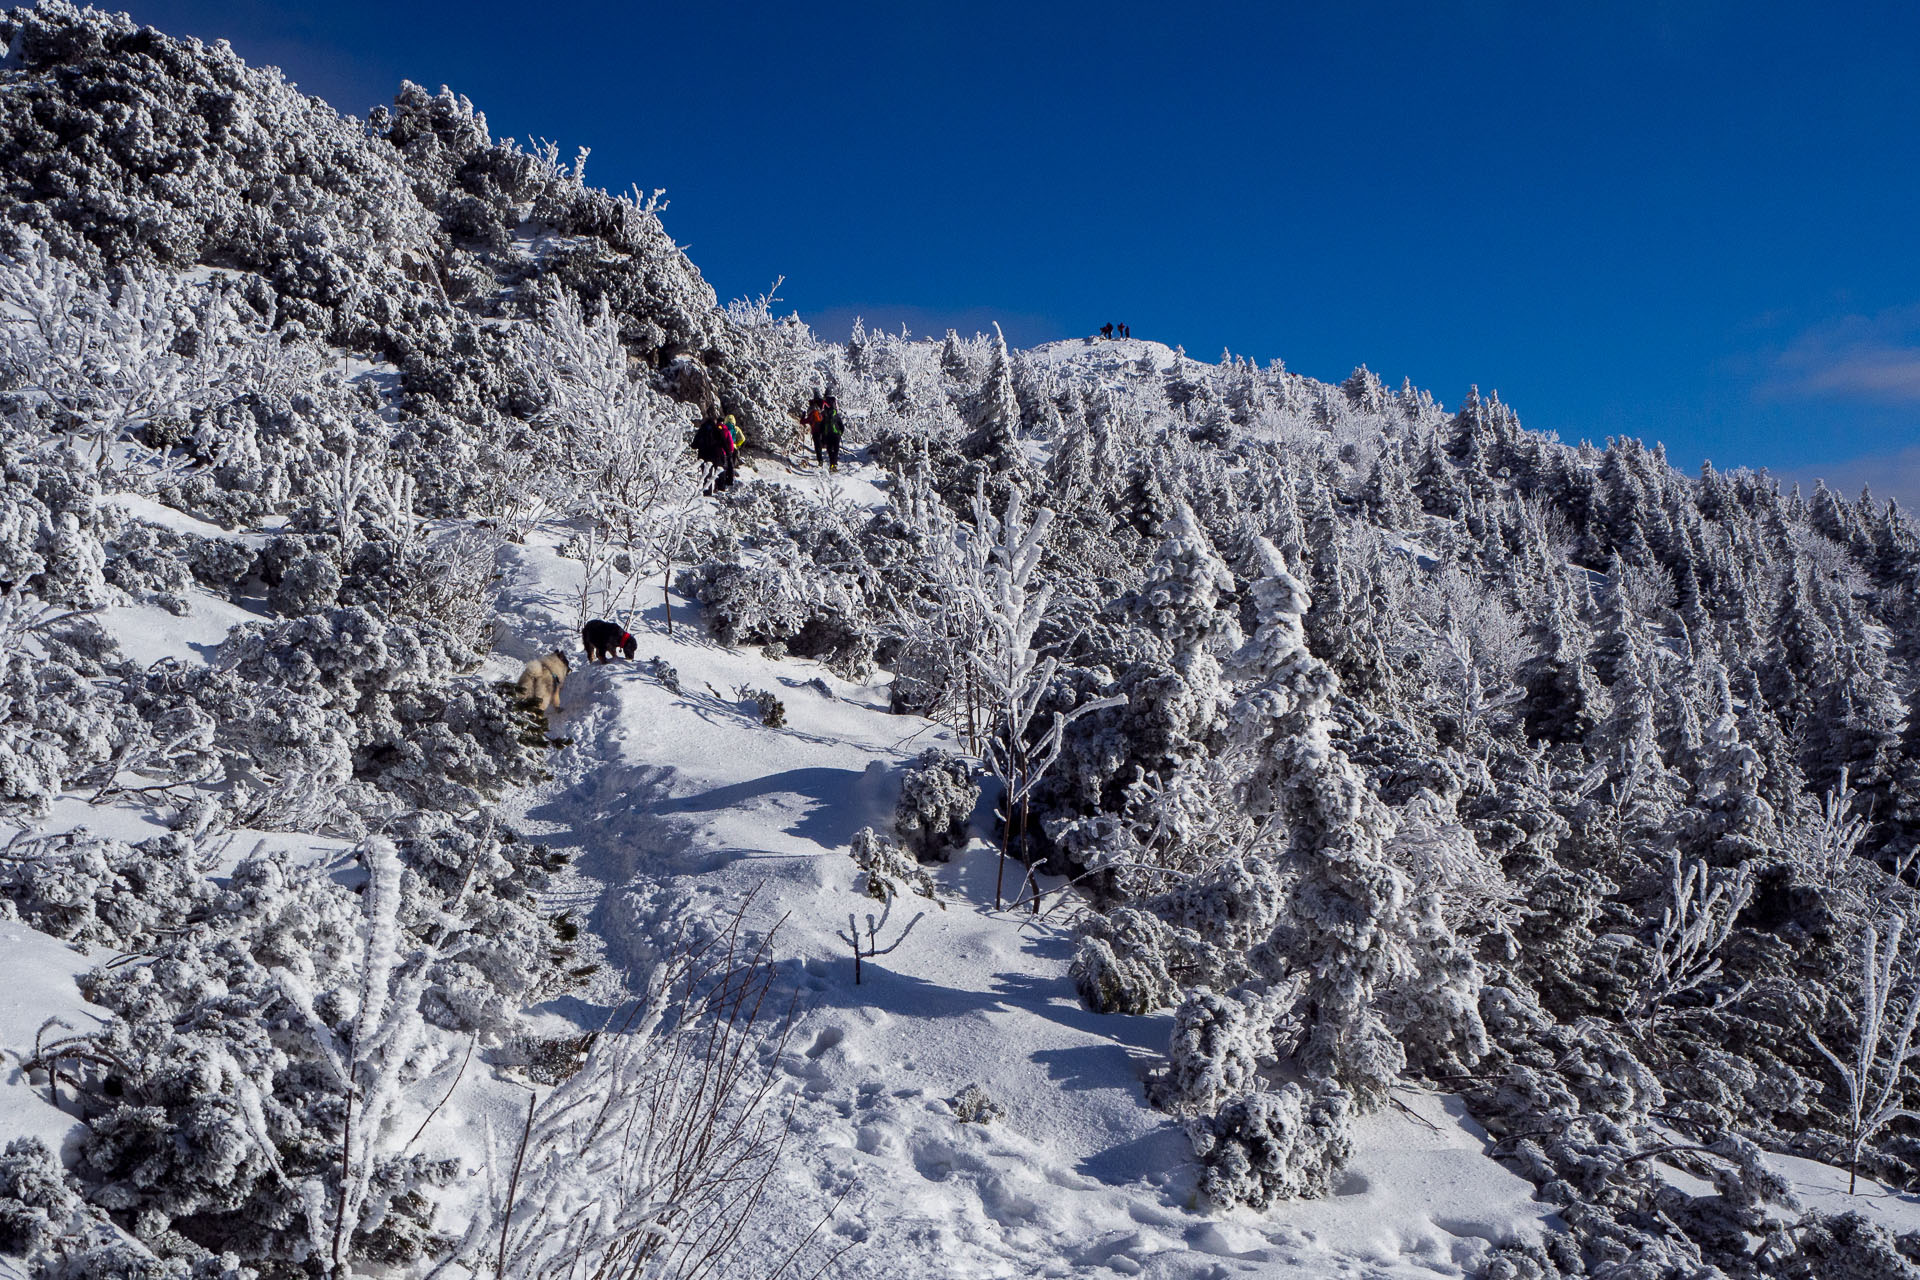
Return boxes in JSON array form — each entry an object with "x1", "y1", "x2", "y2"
[
  {"x1": 818, "y1": 396, "x2": 845, "y2": 472},
  {"x1": 692, "y1": 415, "x2": 735, "y2": 492}
]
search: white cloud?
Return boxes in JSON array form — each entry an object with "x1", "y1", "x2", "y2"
[
  {"x1": 1771, "y1": 304, "x2": 1920, "y2": 404},
  {"x1": 1795, "y1": 349, "x2": 1920, "y2": 400}
]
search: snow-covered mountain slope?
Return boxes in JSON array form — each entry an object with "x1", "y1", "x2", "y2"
[
  {"x1": 0, "y1": 457, "x2": 1559, "y2": 1280},
  {"x1": 7, "y1": 459, "x2": 1920, "y2": 1278},
  {"x1": 471, "y1": 457, "x2": 1561, "y2": 1279},
  {"x1": 10, "y1": 5, "x2": 1920, "y2": 1279}
]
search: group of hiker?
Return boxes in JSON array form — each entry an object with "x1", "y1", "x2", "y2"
[
  {"x1": 691, "y1": 411, "x2": 745, "y2": 492},
  {"x1": 800, "y1": 394, "x2": 845, "y2": 472},
  {"x1": 1100, "y1": 323, "x2": 1131, "y2": 339},
  {"x1": 690, "y1": 394, "x2": 847, "y2": 493}
]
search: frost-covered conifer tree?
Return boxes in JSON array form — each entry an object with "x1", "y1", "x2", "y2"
[
  {"x1": 1227, "y1": 539, "x2": 1418, "y2": 1104},
  {"x1": 1359, "y1": 440, "x2": 1420, "y2": 530},
  {"x1": 1679, "y1": 663, "x2": 1778, "y2": 864},
  {"x1": 1520, "y1": 576, "x2": 1602, "y2": 745},
  {"x1": 966, "y1": 322, "x2": 1024, "y2": 465},
  {"x1": 1125, "y1": 501, "x2": 1239, "y2": 726},
  {"x1": 1586, "y1": 620, "x2": 1687, "y2": 860}
]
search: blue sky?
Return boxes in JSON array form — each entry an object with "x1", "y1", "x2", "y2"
[{"x1": 119, "y1": 0, "x2": 1920, "y2": 505}]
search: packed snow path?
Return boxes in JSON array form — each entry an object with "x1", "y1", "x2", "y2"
[{"x1": 486, "y1": 458, "x2": 1556, "y2": 1279}]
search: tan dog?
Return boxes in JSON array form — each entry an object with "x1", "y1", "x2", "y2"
[{"x1": 517, "y1": 651, "x2": 570, "y2": 712}]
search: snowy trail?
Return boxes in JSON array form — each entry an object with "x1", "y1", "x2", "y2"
[
  {"x1": 485, "y1": 465, "x2": 1558, "y2": 1279},
  {"x1": 0, "y1": 493, "x2": 1554, "y2": 1280}
]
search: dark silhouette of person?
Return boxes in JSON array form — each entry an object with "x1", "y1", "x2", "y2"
[
  {"x1": 693, "y1": 412, "x2": 739, "y2": 492},
  {"x1": 818, "y1": 395, "x2": 845, "y2": 472},
  {"x1": 1100, "y1": 323, "x2": 1113, "y2": 339}
]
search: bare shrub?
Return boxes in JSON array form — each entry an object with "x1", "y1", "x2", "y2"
[{"x1": 449, "y1": 891, "x2": 811, "y2": 1280}]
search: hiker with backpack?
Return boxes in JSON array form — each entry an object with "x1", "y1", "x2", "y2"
[
  {"x1": 692, "y1": 414, "x2": 722, "y2": 484},
  {"x1": 693, "y1": 411, "x2": 743, "y2": 492},
  {"x1": 802, "y1": 395, "x2": 828, "y2": 465},
  {"x1": 718, "y1": 413, "x2": 744, "y2": 488},
  {"x1": 815, "y1": 395, "x2": 845, "y2": 472}
]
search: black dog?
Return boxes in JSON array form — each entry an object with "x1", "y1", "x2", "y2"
[{"x1": 582, "y1": 619, "x2": 637, "y2": 663}]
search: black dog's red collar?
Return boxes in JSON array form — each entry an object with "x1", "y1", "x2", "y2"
[{"x1": 622, "y1": 633, "x2": 632, "y2": 644}]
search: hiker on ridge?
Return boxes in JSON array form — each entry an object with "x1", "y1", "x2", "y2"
[
  {"x1": 817, "y1": 395, "x2": 845, "y2": 473},
  {"x1": 719, "y1": 412, "x2": 744, "y2": 488},
  {"x1": 803, "y1": 395, "x2": 828, "y2": 466},
  {"x1": 694, "y1": 411, "x2": 741, "y2": 492}
]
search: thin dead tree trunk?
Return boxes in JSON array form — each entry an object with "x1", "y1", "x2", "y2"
[
  {"x1": 663, "y1": 556, "x2": 674, "y2": 637},
  {"x1": 1020, "y1": 792, "x2": 1041, "y2": 914},
  {"x1": 994, "y1": 788, "x2": 1012, "y2": 912},
  {"x1": 498, "y1": 1090, "x2": 535, "y2": 1279},
  {"x1": 332, "y1": 1027, "x2": 357, "y2": 1272}
]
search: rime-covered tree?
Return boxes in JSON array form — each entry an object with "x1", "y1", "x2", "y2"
[{"x1": 1228, "y1": 539, "x2": 1415, "y2": 1104}]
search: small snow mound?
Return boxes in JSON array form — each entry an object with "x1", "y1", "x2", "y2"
[{"x1": 1023, "y1": 337, "x2": 1188, "y2": 374}]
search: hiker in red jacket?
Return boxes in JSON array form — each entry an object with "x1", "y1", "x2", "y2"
[{"x1": 803, "y1": 396, "x2": 828, "y2": 465}]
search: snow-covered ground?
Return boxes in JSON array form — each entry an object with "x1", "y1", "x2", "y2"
[
  {"x1": 471, "y1": 452, "x2": 1558, "y2": 1277},
  {"x1": 1024, "y1": 338, "x2": 1195, "y2": 385},
  {"x1": 0, "y1": 927, "x2": 107, "y2": 1159},
  {"x1": 20, "y1": 446, "x2": 1919, "y2": 1277},
  {"x1": 1768, "y1": 1152, "x2": 1920, "y2": 1237}
]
